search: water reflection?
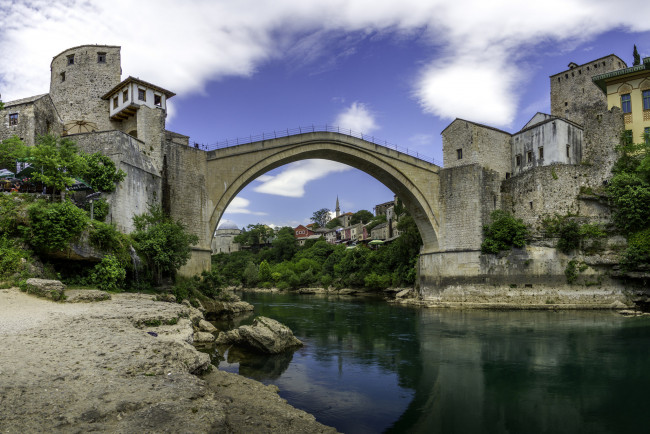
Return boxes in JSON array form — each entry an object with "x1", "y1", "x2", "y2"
[{"x1": 218, "y1": 293, "x2": 650, "y2": 434}]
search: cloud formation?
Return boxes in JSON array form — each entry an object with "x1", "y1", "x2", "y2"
[
  {"x1": 254, "y1": 160, "x2": 351, "y2": 197},
  {"x1": 1, "y1": 0, "x2": 650, "y2": 128},
  {"x1": 222, "y1": 197, "x2": 267, "y2": 215},
  {"x1": 335, "y1": 102, "x2": 378, "y2": 134}
]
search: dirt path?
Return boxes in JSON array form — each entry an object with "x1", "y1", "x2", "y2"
[{"x1": 0, "y1": 288, "x2": 336, "y2": 433}]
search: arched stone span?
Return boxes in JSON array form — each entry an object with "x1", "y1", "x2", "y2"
[{"x1": 204, "y1": 131, "x2": 441, "y2": 254}]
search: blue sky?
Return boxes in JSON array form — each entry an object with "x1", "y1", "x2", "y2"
[{"x1": 1, "y1": 1, "x2": 650, "y2": 229}]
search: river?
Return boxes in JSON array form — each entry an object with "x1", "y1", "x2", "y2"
[{"x1": 208, "y1": 292, "x2": 650, "y2": 433}]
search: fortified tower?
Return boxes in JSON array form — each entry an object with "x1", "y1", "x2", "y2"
[
  {"x1": 49, "y1": 45, "x2": 121, "y2": 132},
  {"x1": 550, "y1": 54, "x2": 626, "y2": 126}
]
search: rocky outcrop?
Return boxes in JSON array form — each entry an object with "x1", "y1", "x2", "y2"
[
  {"x1": 193, "y1": 331, "x2": 216, "y2": 343},
  {"x1": 24, "y1": 278, "x2": 65, "y2": 301},
  {"x1": 216, "y1": 316, "x2": 303, "y2": 354},
  {"x1": 201, "y1": 297, "x2": 254, "y2": 319},
  {"x1": 198, "y1": 319, "x2": 217, "y2": 333},
  {"x1": 65, "y1": 289, "x2": 111, "y2": 303}
]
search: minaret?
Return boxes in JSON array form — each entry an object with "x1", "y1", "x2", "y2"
[{"x1": 335, "y1": 196, "x2": 340, "y2": 218}]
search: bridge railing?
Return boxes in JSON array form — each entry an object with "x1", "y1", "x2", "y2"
[{"x1": 199, "y1": 124, "x2": 440, "y2": 165}]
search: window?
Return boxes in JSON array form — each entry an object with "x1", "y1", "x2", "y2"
[
  {"x1": 538, "y1": 147, "x2": 544, "y2": 159},
  {"x1": 60, "y1": 71, "x2": 65, "y2": 82},
  {"x1": 527, "y1": 151, "x2": 533, "y2": 164},
  {"x1": 566, "y1": 144, "x2": 570, "y2": 158},
  {"x1": 113, "y1": 96, "x2": 118, "y2": 109},
  {"x1": 154, "y1": 94, "x2": 162, "y2": 107},
  {"x1": 621, "y1": 93, "x2": 631, "y2": 113},
  {"x1": 123, "y1": 89, "x2": 129, "y2": 102},
  {"x1": 97, "y1": 52, "x2": 106, "y2": 63},
  {"x1": 67, "y1": 54, "x2": 74, "y2": 65},
  {"x1": 643, "y1": 90, "x2": 650, "y2": 111},
  {"x1": 516, "y1": 155, "x2": 522, "y2": 166},
  {"x1": 9, "y1": 113, "x2": 18, "y2": 126},
  {"x1": 138, "y1": 88, "x2": 146, "y2": 101},
  {"x1": 456, "y1": 148, "x2": 463, "y2": 160},
  {"x1": 505, "y1": 172, "x2": 511, "y2": 179}
]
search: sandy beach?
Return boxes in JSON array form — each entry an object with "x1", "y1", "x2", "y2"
[{"x1": 0, "y1": 288, "x2": 336, "y2": 433}]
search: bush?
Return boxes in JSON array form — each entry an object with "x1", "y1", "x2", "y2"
[
  {"x1": 91, "y1": 254, "x2": 126, "y2": 291},
  {"x1": 24, "y1": 199, "x2": 88, "y2": 251},
  {"x1": 364, "y1": 272, "x2": 392, "y2": 290},
  {"x1": 85, "y1": 198, "x2": 109, "y2": 222},
  {"x1": 621, "y1": 229, "x2": 650, "y2": 271},
  {"x1": 242, "y1": 261, "x2": 259, "y2": 287},
  {"x1": 0, "y1": 236, "x2": 28, "y2": 280},
  {"x1": 481, "y1": 210, "x2": 529, "y2": 254}
]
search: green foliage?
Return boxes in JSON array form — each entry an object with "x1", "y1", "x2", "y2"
[
  {"x1": 351, "y1": 209, "x2": 373, "y2": 225},
  {"x1": 621, "y1": 229, "x2": 650, "y2": 271},
  {"x1": 91, "y1": 254, "x2": 126, "y2": 292},
  {"x1": 242, "y1": 261, "x2": 259, "y2": 287},
  {"x1": 258, "y1": 260, "x2": 272, "y2": 283},
  {"x1": 365, "y1": 214, "x2": 386, "y2": 233},
  {"x1": 542, "y1": 215, "x2": 606, "y2": 254},
  {"x1": 28, "y1": 134, "x2": 87, "y2": 193},
  {"x1": 633, "y1": 45, "x2": 641, "y2": 66},
  {"x1": 24, "y1": 199, "x2": 88, "y2": 251},
  {"x1": 364, "y1": 272, "x2": 392, "y2": 290},
  {"x1": 79, "y1": 153, "x2": 126, "y2": 193},
  {"x1": 270, "y1": 227, "x2": 297, "y2": 261},
  {"x1": 325, "y1": 218, "x2": 341, "y2": 229},
  {"x1": 565, "y1": 259, "x2": 578, "y2": 284},
  {"x1": 608, "y1": 173, "x2": 650, "y2": 234},
  {"x1": 0, "y1": 194, "x2": 24, "y2": 235},
  {"x1": 0, "y1": 236, "x2": 29, "y2": 280},
  {"x1": 131, "y1": 204, "x2": 199, "y2": 283},
  {"x1": 84, "y1": 197, "x2": 109, "y2": 221},
  {"x1": 481, "y1": 210, "x2": 529, "y2": 254},
  {"x1": 0, "y1": 135, "x2": 27, "y2": 171},
  {"x1": 234, "y1": 223, "x2": 274, "y2": 247},
  {"x1": 310, "y1": 208, "x2": 331, "y2": 228}
]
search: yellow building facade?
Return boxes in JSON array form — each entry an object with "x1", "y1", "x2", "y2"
[{"x1": 594, "y1": 56, "x2": 650, "y2": 144}]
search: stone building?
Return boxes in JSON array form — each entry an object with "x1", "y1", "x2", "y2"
[
  {"x1": 593, "y1": 56, "x2": 650, "y2": 144},
  {"x1": 211, "y1": 223, "x2": 241, "y2": 254},
  {"x1": 0, "y1": 44, "x2": 212, "y2": 275}
]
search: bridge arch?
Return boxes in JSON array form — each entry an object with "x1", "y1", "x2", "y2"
[{"x1": 205, "y1": 132, "x2": 441, "y2": 253}]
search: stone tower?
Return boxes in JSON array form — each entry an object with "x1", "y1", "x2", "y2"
[
  {"x1": 49, "y1": 45, "x2": 122, "y2": 132},
  {"x1": 549, "y1": 54, "x2": 626, "y2": 126},
  {"x1": 335, "y1": 196, "x2": 340, "y2": 217}
]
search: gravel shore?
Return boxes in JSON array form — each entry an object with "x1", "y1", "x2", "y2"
[{"x1": 0, "y1": 288, "x2": 337, "y2": 433}]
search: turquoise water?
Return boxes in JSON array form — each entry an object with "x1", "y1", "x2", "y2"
[{"x1": 212, "y1": 292, "x2": 650, "y2": 433}]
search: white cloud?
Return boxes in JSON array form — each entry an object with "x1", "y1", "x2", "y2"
[
  {"x1": 254, "y1": 159, "x2": 350, "y2": 197},
  {"x1": 2, "y1": 0, "x2": 650, "y2": 127},
  {"x1": 222, "y1": 197, "x2": 267, "y2": 215},
  {"x1": 334, "y1": 102, "x2": 378, "y2": 134}
]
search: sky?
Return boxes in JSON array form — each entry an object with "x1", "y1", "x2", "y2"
[{"x1": 1, "y1": 0, "x2": 650, "y2": 230}]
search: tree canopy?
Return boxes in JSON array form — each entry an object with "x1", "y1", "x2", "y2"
[
  {"x1": 325, "y1": 218, "x2": 342, "y2": 229},
  {"x1": 234, "y1": 223, "x2": 275, "y2": 247},
  {"x1": 311, "y1": 208, "x2": 331, "y2": 228},
  {"x1": 351, "y1": 209, "x2": 373, "y2": 225},
  {"x1": 633, "y1": 45, "x2": 641, "y2": 66}
]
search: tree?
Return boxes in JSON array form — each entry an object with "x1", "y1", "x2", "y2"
[
  {"x1": 271, "y1": 227, "x2": 298, "y2": 262},
  {"x1": 351, "y1": 210, "x2": 373, "y2": 225},
  {"x1": 80, "y1": 153, "x2": 126, "y2": 192},
  {"x1": 311, "y1": 208, "x2": 331, "y2": 228},
  {"x1": 131, "y1": 204, "x2": 199, "y2": 284},
  {"x1": 326, "y1": 218, "x2": 341, "y2": 229},
  {"x1": 0, "y1": 136, "x2": 27, "y2": 171},
  {"x1": 633, "y1": 45, "x2": 641, "y2": 66},
  {"x1": 234, "y1": 223, "x2": 274, "y2": 247},
  {"x1": 28, "y1": 134, "x2": 87, "y2": 194}
]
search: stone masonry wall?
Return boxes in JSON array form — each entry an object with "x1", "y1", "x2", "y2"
[
  {"x1": 71, "y1": 130, "x2": 161, "y2": 233},
  {"x1": 442, "y1": 119, "x2": 511, "y2": 176},
  {"x1": 0, "y1": 95, "x2": 62, "y2": 147},
  {"x1": 550, "y1": 54, "x2": 625, "y2": 126},
  {"x1": 438, "y1": 164, "x2": 501, "y2": 251},
  {"x1": 580, "y1": 103, "x2": 625, "y2": 187},
  {"x1": 162, "y1": 140, "x2": 211, "y2": 276},
  {"x1": 49, "y1": 45, "x2": 121, "y2": 132}
]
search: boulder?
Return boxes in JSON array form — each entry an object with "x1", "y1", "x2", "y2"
[
  {"x1": 215, "y1": 316, "x2": 303, "y2": 354},
  {"x1": 194, "y1": 332, "x2": 216, "y2": 343},
  {"x1": 395, "y1": 289, "x2": 412, "y2": 299},
  {"x1": 24, "y1": 278, "x2": 66, "y2": 301},
  {"x1": 198, "y1": 319, "x2": 217, "y2": 333},
  {"x1": 65, "y1": 289, "x2": 111, "y2": 303},
  {"x1": 201, "y1": 298, "x2": 254, "y2": 319}
]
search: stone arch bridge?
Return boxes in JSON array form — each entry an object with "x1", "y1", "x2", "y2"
[{"x1": 170, "y1": 131, "x2": 442, "y2": 288}]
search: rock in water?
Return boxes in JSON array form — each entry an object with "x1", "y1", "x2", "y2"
[
  {"x1": 216, "y1": 316, "x2": 303, "y2": 354},
  {"x1": 198, "y1": 319, "x2": 217, "y2": 333}
]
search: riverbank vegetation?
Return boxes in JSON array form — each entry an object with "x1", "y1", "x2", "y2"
[{"x1": 211, "y1": 215, "x2": 422, "y2": 292}]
